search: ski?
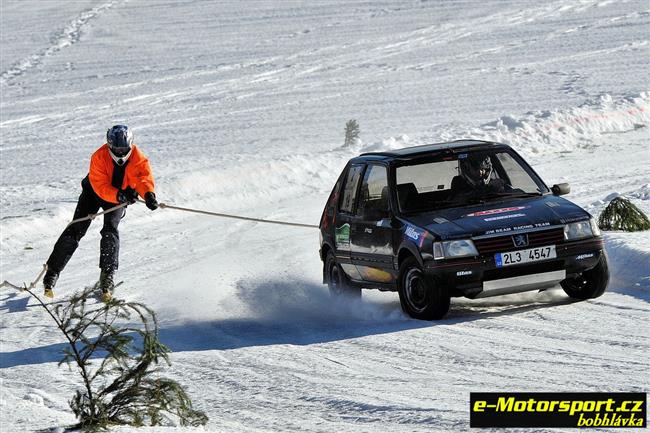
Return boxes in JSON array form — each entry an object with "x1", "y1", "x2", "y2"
[{"x1": 35, "y1": 281, "x2": 125, "y2": 307}]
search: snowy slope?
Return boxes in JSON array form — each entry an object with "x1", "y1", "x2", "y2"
[{"x1": 1, "y1": 1, "x2": 649, "y2": 432}]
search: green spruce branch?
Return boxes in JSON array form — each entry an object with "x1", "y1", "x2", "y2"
[
  {"x1": 21, "y1": 286, "x2": 208, "y2": 431},
  {"x1": 598, "y1": 197, "x2": 650, "y2": 232}
]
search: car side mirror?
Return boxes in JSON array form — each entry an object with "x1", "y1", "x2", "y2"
[{"x1": 552, "y1": 183, "x2": 570, "y2": 196}]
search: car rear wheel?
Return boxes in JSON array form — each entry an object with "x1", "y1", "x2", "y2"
[
  {"x1": 326, "y1": 252, "x2": 361, "y2": 298},
  {"x1": 561, "y1": 253, "x2": 609, "y2": 299},
  {"x1": 398, "y1": 257, "x2": 450, "y2": 320}
]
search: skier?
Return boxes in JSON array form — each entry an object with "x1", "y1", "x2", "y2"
[{"x1": 42, "y1": 125, "x2": 159, "y2": 301}]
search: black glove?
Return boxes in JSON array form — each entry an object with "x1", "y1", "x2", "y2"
[
  {"x1": 117, "y1": 187, "x2": 138, "y2": 204},
  {"x1": 144, "y1": 191, "x2": 158, "y2": 210}
]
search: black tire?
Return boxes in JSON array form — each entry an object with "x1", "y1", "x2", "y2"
[
  {"x1": 398, "y1": 257, "x2": 450, "y2": 320},
  {"x1": 561, "y1": 253, "x2": 609, "y2": 299},
  {"x1": 325, "y1": 252, "x2": 361, "y2": 298}
]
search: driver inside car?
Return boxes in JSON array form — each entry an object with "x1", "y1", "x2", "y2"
[{"x1": 451, "y1": 153, "x2": 509, "y2": 198}]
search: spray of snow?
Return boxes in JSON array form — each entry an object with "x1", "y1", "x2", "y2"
[{"x1": 232, "y1": 279, "x2": 405, "y2": 324}]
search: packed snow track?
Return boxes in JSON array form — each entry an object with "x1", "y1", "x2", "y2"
[{"x1": 1, "y1": 1, "x2": 648, "y2": 432}]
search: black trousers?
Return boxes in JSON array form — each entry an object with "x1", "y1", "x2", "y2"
[{"x1": 46, "y1": 176, "x2": 124, "y2": 275}]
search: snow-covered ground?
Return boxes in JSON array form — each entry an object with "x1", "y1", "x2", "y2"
[{"x1": 1, "y1": 1, "x2": 649, "y2": 432}]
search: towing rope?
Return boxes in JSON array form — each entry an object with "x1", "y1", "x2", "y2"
[
  {"x1": 1, "y1": 199, "x2": 317, "y2": 292},
  {"x1": 64, "y1": 200, "x2": 318, "y2": 230},
  {"x1": 151, "y1": 200, "x2": 319, "y2": 229}
]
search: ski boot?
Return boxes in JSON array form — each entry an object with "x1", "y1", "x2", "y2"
[
  {"x1": 99, "y1": 269, "x2": 115, "y2": 302},
  {"x1": 43, "y1": 270, "x2": 59, "y2": 299}
]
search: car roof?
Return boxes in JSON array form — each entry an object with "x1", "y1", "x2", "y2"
[{"x1": 351, "y1": 139, "x2": 509, "y2": 163}]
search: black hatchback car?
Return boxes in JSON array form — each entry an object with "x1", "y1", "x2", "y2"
[{"x1": 319, "y1": 140, "x2": 609, "y2": 320}]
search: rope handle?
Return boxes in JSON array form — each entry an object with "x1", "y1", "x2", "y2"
[{"x1": 65, "y1": 202, "x2": 128, "y2": 228}]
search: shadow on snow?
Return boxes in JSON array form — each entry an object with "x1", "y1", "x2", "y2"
[{"x1": 0, "y1": 277, "x2": 637, "y2": 368}]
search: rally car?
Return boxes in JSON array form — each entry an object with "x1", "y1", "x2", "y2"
[{"x1": 319, "y1": 139, "x2": 609, "y2": 320}]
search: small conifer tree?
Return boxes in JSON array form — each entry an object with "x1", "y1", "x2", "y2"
[
  {"x1": 23, "y1": 285, "x2": 208, "y2": 430},
  {"x1": 344, "y1": 119, "x2": 360, "y2": 147},
  {"x1": 598, "y1": 197, "x2": 650, "y2": 232}
]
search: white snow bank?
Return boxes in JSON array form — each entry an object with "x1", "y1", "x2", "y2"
[
  {"x1": 356, "y1": 93, "x2": 650, "y2": 158},
  {"x1": 457, "y1": 92, "x2": 650, "y2": 156},
  {"x1": 629, "y1": 183, "x2": 650, "y2": 201},
  {"x1": 357, "y1": 134, "x2": 412, "y2": 153},
  {"x1": 162, "y1": 151, "x2": 345, "y2": 211}
]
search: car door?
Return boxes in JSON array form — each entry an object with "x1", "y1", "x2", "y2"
[
  {"x1": 349, "y1": 164, "x2": 397, "y2": 284},
  {"x1": 334, "y1": 163, "x2": 365, "y2": 281}
]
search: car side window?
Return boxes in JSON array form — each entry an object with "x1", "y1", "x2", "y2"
[
  {"x1": 339, "y1": 165, "x2": 364, "y2": 213},
  {"x1": 357, "y1": 165, "x2": 389, "y2": 219}
]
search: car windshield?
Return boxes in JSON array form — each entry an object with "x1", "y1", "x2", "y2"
[{"x1": 395, "y1": 149, "x2": 548, "y2": 213}]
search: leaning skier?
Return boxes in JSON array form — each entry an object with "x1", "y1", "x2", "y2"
[{"x1": 42, "y1": 125, "x2": 158, "y2": 301}]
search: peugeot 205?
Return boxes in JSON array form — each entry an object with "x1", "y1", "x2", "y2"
[{"x1": 319, "y1": 140, "x2": 608, "y2": 320}]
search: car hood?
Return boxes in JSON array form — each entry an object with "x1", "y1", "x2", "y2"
[{"x1": 404, "y1": 195, "x2": 591, "y2": 239}]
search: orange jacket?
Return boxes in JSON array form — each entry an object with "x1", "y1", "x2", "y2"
[{"x1": 88, "y1": 143, "x2": 155, "y2": 204}]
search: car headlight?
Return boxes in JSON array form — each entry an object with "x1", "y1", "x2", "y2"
[
  {"x1": 564, "y1": 219, "x2": 594, "y2": 240},
  {"x1": 433, "y1": 239, "x2": 478, "y2": 259},
  {"x1": 590, "y1": 218, "x2": 601, "y2": 237}
]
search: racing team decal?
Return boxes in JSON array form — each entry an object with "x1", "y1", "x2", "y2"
[
  {"x1": 484, "y1": 221, "x2": 550, "y2": 235},
  {"x1": 465, "y1": 206, "x2": 528, "y2": 218}
]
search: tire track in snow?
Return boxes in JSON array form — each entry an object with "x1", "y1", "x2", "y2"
[{"x1": 1, "y1": 1, "x2": 119, "y2": 85}]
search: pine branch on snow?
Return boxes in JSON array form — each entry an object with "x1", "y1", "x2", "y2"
[
  {"x1": 598, "y1": 197, "x2": 650, "y2": 232},
  {"x1": 27, "y1": 286, "x2": 208, "y2": 431}
]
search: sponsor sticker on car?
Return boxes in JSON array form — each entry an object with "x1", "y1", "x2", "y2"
[
  {"x1": 466, "y1": 206, "x2": 528, "y2": 217},
  {"x1": 404, "y1": 225, "x2": 427, "y2": 247},
  {"x1": 335, "y1": 223, "x2": 350, "y2": 248}
]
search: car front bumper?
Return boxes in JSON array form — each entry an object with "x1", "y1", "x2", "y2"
[{"x1": 423, "y1": 236, "x2": 605, "y2": 299}]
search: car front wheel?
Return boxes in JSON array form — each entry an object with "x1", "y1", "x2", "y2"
[
  {"x1": 325, "y1": 252, "x2": 361, "y2": 298},
  {"x1": 561, "y1": 253, "x2": 609, "y2": 299},
  {"x1": 398, "y1": 257, "x2": 450, "y2": 320}
]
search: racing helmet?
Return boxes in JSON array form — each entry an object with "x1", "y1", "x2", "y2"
[
  {"x1": 106, "y1": 125, "x2": 133, "y2": 165},
  {"x1": 459, "y1": 153, "x2": 493, "y2": 186}
]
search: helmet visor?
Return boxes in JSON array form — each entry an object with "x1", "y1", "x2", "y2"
[{"x1": 110, "y1": 145, "x2": 131, "y2": 157}]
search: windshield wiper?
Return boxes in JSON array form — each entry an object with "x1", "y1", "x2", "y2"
[{"x1": 482, "y1": 191, "x2": 543, "y2": 199}]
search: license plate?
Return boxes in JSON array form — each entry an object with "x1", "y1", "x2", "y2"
[{"x1": 495, "y1": 245, "x2": 556, "y2": 267}]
